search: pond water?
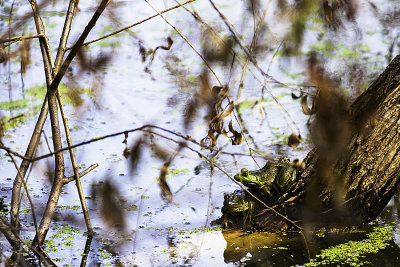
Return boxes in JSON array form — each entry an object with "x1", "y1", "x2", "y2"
[{"x1": 1, "y1": 0, "x2": 400, "y2": 266}]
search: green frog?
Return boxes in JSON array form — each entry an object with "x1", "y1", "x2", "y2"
[
  {"x1": 234, "y1": 157, "x2": 297, "y2": 197},
  {"x1": 221, "y1": 190, "x2": 254, "y2": 227}
]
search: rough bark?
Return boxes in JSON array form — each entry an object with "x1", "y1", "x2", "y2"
[{"x1": 255, "y1": 55, "x2": 400, "y2": 230}]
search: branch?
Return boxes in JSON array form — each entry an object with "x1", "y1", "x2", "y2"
[
  {"x1": 6, "y1": 147, "x2": 39, "y2": 234},
  {"x1": 0, "y1": 34, "x2": 44, "y2": 48},
  {"x1": 30, "y1": 124, "x2": 268, "y2": 162},
  {"x1": 0, "y1": 142, "x2": 31, "y2": 161},
  {"x1": 54, "y1": 0, "x2": 78, "y2": 71},
  {"x1": 0, "y1": 215, "x2": 56, "y2": 266},
  {"x1": 49, "y1": 0, "x2": 111, "y2": 93},
  {"x1": 63, "y1": 163, "x2": 99, "y2": 184}
]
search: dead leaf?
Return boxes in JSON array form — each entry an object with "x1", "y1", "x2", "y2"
[
  {"x1": 20, "y1": 38, "x2": 31, "y2": 75},
  {"x1": 128, "y1": 139, "x2": 143, "y2": 174},
  {"x1": 301, "y1": 95, "x2": 315, "y2": 115},
  {"x1": 122, "y1": 132, "x2": 128, "y2": 144},
  {"x1": 228, "y1": 120, "x2": 242, "y2": 145},
  {"x1": 0, "y1": 47, "x2": 6, "y2": 63},
  {"x1": 288, "y1": 133, "x2": 301, "y2": 148},
  {"x1": 258, "y1": 104, "x2": 265, "y2": 120},
  {"x1": 122, "y1": 147, "x2": 130, "y2": 159},
  {"x1": 159, "y1": 163, "x2": 173, "y2": 202},
  {"x1": 219, "y1": 103, "x2": 234, "y2": 120},
  {"x1": 291, "y1": 90, "x2": 303, "y2": 99},
  {"x1": 101, "y1": 180, "x2": 126, "y2": 230}
]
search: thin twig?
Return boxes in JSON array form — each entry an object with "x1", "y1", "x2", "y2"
[
  {"x1": 41, "y1": 130, "x2": 52, "y2": 153},
  {"x1": 6, "y1": 147, "x2": 39, "y2": 234},
  {"x1": 63, "y1": 163, "x2": 99, "y2": 184},
  {"x1": 58, "y1": 90, "x2": 94, "y2": 233},
  {"x1": 69, "y1": 0, "x2": 197, "y2": 50},
  {"x1": 144, "y1": 0, "x2": 223, "y2": 87},
  {"x1": 29, "y1": 124, "x2": 269, "y2": 162},
  {"x1": 1, "y1": 34, "x2": 44, "y2": 48},
  {"x1": 54, "y1": 0, "x2": 78, "y2": 71}
]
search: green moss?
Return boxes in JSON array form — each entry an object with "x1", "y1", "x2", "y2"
[
  {"x1": 340, "y1": 48, "x2": 360, "y2": 59},
  {"x1": 305, "y1": 226, "x2": 392, "y2": 266},
  {"x1": 56, "y1": 224, "x2": 80, "y2": 235},
  {"x1": 63, "y1": 240, "x2": 74, "y2": 247},
  {"x1": 238, "y1": 99, "x2": 257, "y2": 111},
  {"x1": 57, "y1": 205, "x2": 80, "y2": 211},
  {"x1": 187, "y1": 75, "x2": 198, "y2": 83},
  {"x1": 44, "y1": 239, "x2": 58, "y2": 253},
  {"x1": 154, "y1": 168, "x2": 190, "y2": 180},
  {"x1": 309, "y1": 40, "x2": 336, "y2": 56},
  {"x1": 126, "y1": 205, "x2": 138, "y2": 211},
  {"x1": 0, "y1": 98, "x2": 29, "y2": 110},
  {"x1": 1, "y1": 83, "x2": 93, "y2": 131},
  {"x1": 50, "y1": 233, "x2": 64, "y2": 239},
  {"x1": 97, "y1": 39, "x2": 122, "y2": 48}
]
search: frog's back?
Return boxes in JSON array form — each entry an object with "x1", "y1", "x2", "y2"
[{"x1": 261, "y1": 162, "x2": 280, "y2": 183}]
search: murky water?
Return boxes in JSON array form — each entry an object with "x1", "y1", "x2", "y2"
[{"x1": 1, "y1": 0, "x2": 400, "y2": 266}]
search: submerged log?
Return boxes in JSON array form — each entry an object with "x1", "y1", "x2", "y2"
[{"x1": 254, "y1": 55, "x2": 400, "y2": 230}]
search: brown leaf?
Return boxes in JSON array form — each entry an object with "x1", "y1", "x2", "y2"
[
  {"x1": 101, "y1": 180, "x2": 126, "y2": 230},
  {"x1": 292, "y1": 158, "x2": 306, "y2": 170},
  {"x1": 219, "y1": 103, "x2": 234, "y2": 120},
  {"x1": 65, "y1": 87, "x2": 84, "y2": 107},
  {"x1": 0, "y1": 47, "x2": 7, "y2": 64},
  {"x1": 228, "y1": 120, "x2": 242, "y2": 145},
  {"x1": 20, "y1": 38, "x2": 31, "y2": 75},
  {"x1": 291, "y1": 90, "x2": 303, "y2": 99},
  {"x1": 221, "y1": 127, "x2": 229, "y2": 137},
  {"x1": 211, "y1": 86, "x2": 223, "y2": 97},
  {"x1": 157, "y1": 37, "x2": 173, "y2": 51},
  {"x1": 159, "y1": 163, "x2": 173, "y2": 202},
  {"x1": 183, "y1": 99, "x2": 198, "y2": 130},
  {"x1": 323, "y1": 1, "x2": 335, "y2": 24},
  {"x1": 258, "y1": 104, "x2": 265, "y2": 120},
  {"x1": 128, "y1": 139, "x2": 143, "y2": 174},
  {"x1": 122, "y1": 132, "x2": 128, "y2": 144},
  {"x1": 288, "y1": 133, "x2": 301, "y2": 148},
  {"x1": 122, "y1": 147, "x2": 130, "y2": 159},
  {"x1": 150, "y1": 143, "x2": 169, "y2": 160},
  {"x1": 301, "y1": 95, "x2": 315, "y2": 115},
  {"x1": 208, "y1": 131, "x2": 217, "y2": 147},
  {"x1": 138, "y1": 40, "x2": 147, "y2": 62},
  {"x1": 0, "y1": 116, "x2": 5, "y2": 141},
  {"x1": 219, "y1": 86, "x2": 230, "y2": 98}
]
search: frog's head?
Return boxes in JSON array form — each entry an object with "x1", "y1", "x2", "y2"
[
  {"x1": 234, "y1": 168, "x2": 261, "y2": 185},
  {"x1": 234, "y1": 168, "x2": 249, "y2": 181}
]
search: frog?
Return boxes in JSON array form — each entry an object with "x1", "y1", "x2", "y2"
[
  {"x1": 234, "y1": 157, "x2": 298, "y2": 197},
  {"x1": 221, "y1": 190, "x2": 255, "y2": 228}
]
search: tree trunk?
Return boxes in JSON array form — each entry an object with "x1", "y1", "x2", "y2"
[{"x1": 255, "y1": 55, "x2": 400, "y2": 230}]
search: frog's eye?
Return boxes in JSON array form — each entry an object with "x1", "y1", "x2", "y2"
[{"x1": 241, "y1": 168, "x2": 249, "y2": 176}]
